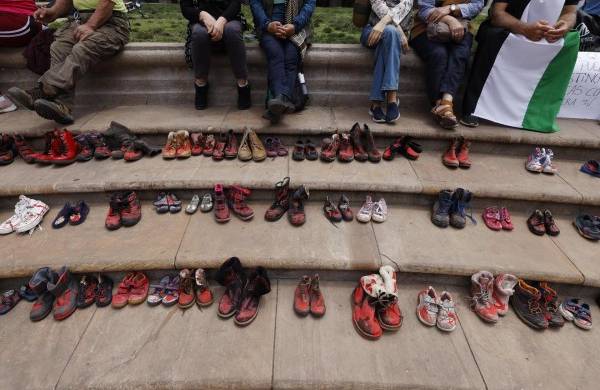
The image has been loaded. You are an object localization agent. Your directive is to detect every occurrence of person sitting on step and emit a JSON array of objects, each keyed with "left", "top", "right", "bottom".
[
  {"left": 6, "top": 0, "right": 130, "bottom": 125},
  {"left": 250, "top": 0, "right": 316, "bottom": 124},
  {"left": 410, "top": 0, "right": 485, "bottom": 130},
  {"left": 180, "top": 0, "right": 251, "bottom": 110},
  {"left": 361, "top": 0, "right": 413, "bottom": 124}
]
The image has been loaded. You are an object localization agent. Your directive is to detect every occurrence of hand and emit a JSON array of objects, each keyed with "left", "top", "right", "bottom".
[
  {"left": 427, "top": 6, "right": 451, "bottom": 23},
  {"left": 545, "top": 20, "right": 569, "bottom": 43},
  {"left": 200, "top": 11, "right": 216, "bottom": 34},
  {"left": 74, "top": 23, "right": 95, "bottom": 41},
  {"left": 34, "top": 7, "right": 56, "bottom": 24},
  {"left": 522, "top": 20, "right": 552, "bottom": 41},
  {"left": 367, "top": 20, "right": 386, "bottom": 47},
  {"left": 268, "top": 21, "right": 282, "bottom": 36},
  {"left": 447, "top": 17, "right": 465, "bottom": 42},
  {"left": 282, "top": 24, "right": 295, "bottom": 38},
  {"left": 397, "top": 27, "right": 410, "bottom": 53},
  {"left": 210, "top": 17, "right": 226, "bottom": 41}
]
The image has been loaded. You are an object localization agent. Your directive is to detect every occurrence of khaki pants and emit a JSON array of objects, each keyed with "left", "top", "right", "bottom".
[{"left": 39, "top": 13, "right": 130, "bottom": 96}]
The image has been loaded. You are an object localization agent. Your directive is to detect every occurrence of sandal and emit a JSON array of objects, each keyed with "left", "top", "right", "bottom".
[
  {"left": 186, "top": 194, "right": 200, "bottom": 214},
  {"left": 69, "top": 200, "right": 90, "bottom": 226},
  {"left": 304, "top": 139, "right": 318, "bottom": 160},
  {"left": 292, "top": 139, "right": 305, "bottom": 161},
  {"left": 147, "top": 275, "right": 170, "bottom": 306},
  {"left": 432, "top": 100, "right": 459, "bottom": 130}
]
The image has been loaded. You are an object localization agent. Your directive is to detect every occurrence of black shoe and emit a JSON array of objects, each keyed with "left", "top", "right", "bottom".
[
  {"left": 262, "top": 109, "right": 281, "bottom": 124},
  {"left": 511, "top": 280, "right": 548, "bottom": 330},
  {"left": 195, "top": 82, "right": 208, "bottom": 110},
  {"left": 460, "top": 114, "right": 479, "bottom": 128},
  {"left": 34, "top": 98, "right": 74, "bottom": 125},
  {"left": 6, "top": 86, "right": 46, "bottom": 110},
  {"left": 237, "top": 83, "right": 251, "bottom": 110},
  {"left": 268, "top": 94, "right": 294, "bottom": 116}
]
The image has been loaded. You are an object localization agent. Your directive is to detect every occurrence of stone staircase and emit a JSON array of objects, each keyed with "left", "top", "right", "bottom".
[{"left": 1, "top": 43, "right": 600, "bottom": 389}]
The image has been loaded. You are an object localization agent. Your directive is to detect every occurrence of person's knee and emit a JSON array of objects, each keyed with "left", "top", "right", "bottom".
[
  {"left": 382, "top": 25, "right": 400, "bottom": 41},
  {"left": 191, "top": 24, "right": 210, "bottom": 41},
  {"left": 223, "top": 22, "right": 241, "bottom": 39},
  {"left": 429, "top": 47, "right": 448, "bottom": 64}
]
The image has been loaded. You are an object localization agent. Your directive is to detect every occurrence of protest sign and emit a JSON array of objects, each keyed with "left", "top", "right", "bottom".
[{"left": 558, "top": 52, "right": 600, "bottom": 120}]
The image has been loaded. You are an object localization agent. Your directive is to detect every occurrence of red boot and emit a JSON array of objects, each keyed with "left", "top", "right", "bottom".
[
  {"left": 194, "top": 268, "right": 213, "bottom": 307},
  {"left": 352, "top": 285, "right": 382, "bottom": 340},
  {"left": 213, "top": 184, "right": 230, "bottom": 223},
  {"left": 309, "top": 274, "right": 326, "bottom": 317},
  {"left": 442, "top": 139, "right": 459, "bottom": 168},
  {"left": 457, "top": 138, "right": 471, "bottom": 168},
  {"left": 234, "top": 267, "right": 271, "bottom": 327},
  {"left": 337, "top": 133, "right": 354, "bottom": 162},
  {"left": 32, "top": 129, "right": 62, "bottom": 164},
  {"left": 293, "top": 275, "right": 311, "bottom": 316},
  {"left": 227, "top": 186, "right": 254, "bottom": 221},
  {"left": 120, "top": 191, "right": 142, "bottom": 227}
]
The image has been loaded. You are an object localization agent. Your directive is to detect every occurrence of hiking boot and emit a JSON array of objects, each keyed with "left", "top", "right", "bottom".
[
  {"left": 0, "top": 134, "right": 15, "bottom": 165},
  {"left": 175, "top": 130, "right": 192, "bottom": 158},
  {"left": 248, "top": 130, "right": 266, "bottom": 162},
  {"left": 194, "top": 268, "right": 213, "bottom": 307},
  {"left": 294, "top": 275, "right": 311, "bottom": 316},
  {"left": 178, "top": 269, "right": 196, "bottom": 309},
  {"left": 543, "top": 209, "right": 560, "bottom": 236},
  {"left": 195, "top": 82, "right": 208, "bottom": 110},
  {"left": 47, "top": 266, "right": 79, "bottom": 321},
  {"left": 431, "top": 189, "right": 453, "bottom": 228},
  {"left": 120, "top": 191, "right": 142, "bottom": 227},
  {"left": 352, "top": 284, "right": 382, "bottom": 340},
  {"left": 288, "top": 185, "right": 309, "bottom": 226},
  {"left": 105, "top": 193, "right": 123, "bottom": 230},
  {"left": 91, "top": 135, "right": 111, "bottom": 160},
  {"left": 450, "top": 188, "right": 472, "bottom": 229},
  {"left": 527, "top": 209, "right": 546, "bottom": 236},
  {"left": 30, "top": 291, "right": 55, "bottom": 321},
  {"left": 470, "top": 271, "right": 498, "bottom": 323},
  {"left": 29, "top": 267, "right": 58, "bottom": 321},
  {"left": 213, "top": 184, "right": 230, "bottom": 223},
  {"left": 13, "top": 135, "right": 36, "bottom": 163},
  {"left": 320, "top": 133, "right": 339, "bottom": 162},
  {"left": 416, "top": 286, "right": 439, "bottom": 326},
  {"left": 338, "top": 133, "right": 354, "bottom": 162},
  {"left": 511, "top": 279, "right": 549, "bottom": 329},
  {"left": 76, "top": 275, "right": 99, "bottom": 309},
  {"left": 237, "top": 83, "right": 251, "bottom": 110},
  {"left": 442, "top": 139, "right": 459, "bottom": 168},
  {"left": 6, "top": 85, "right": 46, "bottom": 110},
  {"left": 34, "top": 94, "right": 74, "bottom": 125},
  {"left": 162, "top": 132, "right": 177, "bottom": 159},
  {"left": 234, "top": 267, "right": 271, "bottom": 327},
  {"left": 224, "top": 129, "right": 238, "bottom": 159},
  {"left": 437, "top": 291, "right": 458, "bottom": 332},
  {"left": 309, "top": 274, "right": 326, "bottom": 318},
  {"left": 350, "top": 123, "right": 367, "bottom": 162},
  {"left": 215, "top": 257, "right": 246, "bottom": 318},
  {"left": 492, "top": 273, "right": 518, "bottom": 316},
  {"left": 536, "top": 282, "right": 564, "bottom": 327},
  {"left": 457, "top": 138, "right": 471, "bottom": 168},
  {"left": 12, "top": 196, "right": 49, "bottom": 234},
  {"left": 203, "top": 134, "right": 215, "bottom": 156},
  {"left": 265, "top": 177, "right": 290, "bottom": 222},
  {"left": 227, "top": 186, "right": 254, "bottom": 221},
  {"left": 52, "top": 129, "right": 79, "bottom": 165},
  {"left": 123, "top": 140, "right": 143, "bottom": 162},
  {"left": 362, "top": 124, "right": 381, "bottom": 162}
]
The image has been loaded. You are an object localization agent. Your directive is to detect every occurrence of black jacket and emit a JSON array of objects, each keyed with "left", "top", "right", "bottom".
[{"left": 180, "top": 0, "right": 241, "bottom": 23}]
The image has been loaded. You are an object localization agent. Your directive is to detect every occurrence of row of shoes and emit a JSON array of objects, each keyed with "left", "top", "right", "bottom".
[
  {"left": 0, "top": 195, "right": 49, "bottom": 235},
  {"left": 383, "top": 136, "right": 422, "bottom": 161},
  {"left": 442, "top": 137, "right": 472, "bottom": 168},
  {"left": 147, "top": 269, "right": 213, "bottom": 309},
  {"left": 352, "top": 266, "right": 403, "bottom": 340},
  {"left": 264, "top": 177, "right": 310, "bottom": 226},
  {"left": 293, "top": 274, "right": 326, "bottom": 318},
  {"left": 431, "top": 188, "right": 473, "bottom": 229},
  {"left": 52, "top": 201, "right": 90, "bottom": 229},
  {"left": 526, "top": 147, "right": 557, "bottom": 174},
  {"left": 320, "top": 123, "right": 381, "bottom": 163},
  {"left": 416, "top": 286, "right": 458, "bottom": 332},
  {"left": 482, "top": 206, "right": 514, "bottom": 231}
]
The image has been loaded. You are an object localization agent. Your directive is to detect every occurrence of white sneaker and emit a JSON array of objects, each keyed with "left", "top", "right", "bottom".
[
  {"left": 13, "top": 195, "right": 49, "bottom": 234},
  {"left": 0, "top": 196, "right": 30, "bottom": 235},
  {"left": 525, "top": 147, "right": 545, "bottom": 173},
  {"left": 371, "top": 198, "right": 388, "bottom": 223},
  {"left": 437, "top": 291, "right": 458, "bottom": 332},
  {"left": 356, "top": 195, "right": 374, "bottom": 223},
  {"left": 0, "top": 95, "right": 17, "bottom": 114},
  {"left": 541, "top": 148, "right": 557, "bottom": 174}
]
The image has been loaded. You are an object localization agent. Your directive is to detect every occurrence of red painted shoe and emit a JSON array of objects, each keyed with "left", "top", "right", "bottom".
[
  {"left": 120, "top": 191, "right": 142, "bottom": 227},
  {"left": 213, "top": 184, "right": 230, "bottom": 223},
  {"left": 234, "top": 267, "right": 271, "bottom": 327},
  {"left": 470, "top": 271, "right": 499, "bottom": 323},
  {"left": 293, "top": 275, "right": 311, "bottom": 316},
  {"left": 362, "top": 124, "right": 382, "bottom": 162},
  {"left": 105, "top": 193, "right": 123, "bottom": 230},
  {"left": 319, "top": 133, "right": 339, "bottom": 162},
  {"left": 482, "top": 207, "right": 502, "bottom": 231},
  {"left": 350, "top": 123, "right": 368, "bottom": 162},
  {"left": 162, "top": 132, "right": 177, "bottom": 159},
  {"left": 112, "top": 272, "right": 135, "bottom": 309},
  {"left": 13, "top": 135, "right": 37, "bottom": 163},
  {"left": 442, "top": 139, "right": 459, "bottom": 168},
  {"left": 227, "top": 185, "right": 254, "bottom": 221},
  {"left": 123, "top": 141, "right": 143, "bottom": 162},
  {"left": 309, "top": 274, "right": 326, "bottom": 318},
  {"left": 212, "top": 134, "right": 226, "bottom": 161},
  {"left": 32, "top": 129, "right": 62, "bottom": 164},
  {"left": 76, "top": 275, "right": 99, "bottom": 309},
  {"left": 457, "top": 138, "right": 471, "bottom": 168},
  {"left": 203, "top": 134, "right": 215, "bottom": 156},
  {"left": 288, "top": 185, "right": 309, "bottom": 226},
  {"left": 194, "top": 268, "right": 213, "bottom": 307},
  {"left": 175, "top": 130, "right": 192, "bottom": 159},
  {"left": 500, "top": 207, "right": 514, "bottom": 231},
  {"left": 337, "top": 133, "right": 354, "bottom": 162},
  {"left": 52, "top": 129, "right": 79, "bottom": 165},
  {"left": 352, "top": 284, "right": 382, "bottom": 340},
  {"left": 128, "top": 272, "right": 149, "bottom": 305},
  {"left": 383, "top": 137, "right": 403, "bottom": 161},
  {"left": 224, "top": 129, "right": 238, "bottom": 159},
  {"left": 47, "top": 266, "right": 79, "bottom": 321},
  {"left": 178, "top": 269, "right": 196, "bottom": 309},
  {"left": 190, "top": 132, "right": 204, "bottom": 156}
]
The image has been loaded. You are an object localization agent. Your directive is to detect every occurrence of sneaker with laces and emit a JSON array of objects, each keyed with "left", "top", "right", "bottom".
[
  {"left": 492, "top": 273, "right": 517, "bottom": 316},
  {"left": 356, "top": 195, "right": 374, "bottom": 223},
  {"left": 525, "top": 147, "right": 545, "bottom": 173},
  {"left": 338, "top": 195, "right": 353, "bottom": 222},
  {"left": 337, "top": 133, "right": 354, "bottom": 163},
  {"left": 431, "top": 189, "right": 453, "bottom": 228},
  {"left": 248, "top": 130, "right": 266, "bottom": 162},
  {"left": 527, "top": 209, "right": 546, "bottom": 235},
  {"left": 194, "top": 268, "right": 213, "bottom": 307},
  {"left": 34, "top": 97, "right": 74, "bottom": 125},
  {"left": 437, "top": 291, "right": 458, "bottom": 332},
  {"left": 470, "top": 271, "right": 498, "bottom": 323},
  {"left": 352, "top": 284, "right": 383, "bottom": 340},
  {"left": 369, "top": 105, "right": 386, "bottom": 123},
  {"left": 323, "top": 197, "right": 342, "bottom": 222},
  {"left": 511, "top": 279, "right": 548, "bottom": 329},
  {"left": 14, "top": 196, "right": 49, "bottom": 234},
  {"left": 543, "top": 209, "right": 560, "bottom": 236},
  {"left": 294, "top": 275, "right": 311, "bottom": 316},
  {"left": 120, "top": 191, "right": 142, "bottom": 227},
  {"left": 371, "top": 198, "right": 387, "bottom": 223},
  {"left": 536, "top": 282, "right": 564, "bottom": 327},
  {"left": 449, "top": 188, "right": 472, "bottom": 229},
  {"left": 416, "top": 286, "right": 439, "bottom": 327},
  {"left": 105, "top": 193, "right": 124, "bottom": 230},
  {"left": 0, "top": 195, "right": 33, "bottom": 235},
  {"left": 541, "top": 148, "right": 557, "bottom": 174},
  {"left": 320, "top": 133, "right": 339, "bottom": 162},
  {"left": 213, "top": 184, "right": 230, "bottom": 223}
]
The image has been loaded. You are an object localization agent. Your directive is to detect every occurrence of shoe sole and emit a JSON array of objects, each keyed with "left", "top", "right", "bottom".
[
  {"left": 215, "top": 217, "right": 231, "bottom": 223},
  {"left": 52, "top": 158, "right": 77, "bottom": 166},
  {"left": 0, "top": 104, "right": 17, "bottom": 113},
  {"left": 443, "top": 160, "right": 460, "bottom": 168},
  {"left": 511, "top": 302, "right": 547, "bottom": 330},
  {"left": 111, "top": 301, "right": 128, "bottom": 309},
  {"left": 234, "top": 305, "right": 260, "bottom": 327},
  {"left": 178, "top": 300, "right": 196, "bottom": 309},
  {"left": 196, "top": 299, "right": 213, "bottom": 308},
  {"left": 128, "top": 296, "right": 147, "bottom": 305},
  {"left": 33, "top": 100, "right": 73, "bottom": 125},
  {"left": 217, "top": 309, "right": 237, "bottom": 319}
]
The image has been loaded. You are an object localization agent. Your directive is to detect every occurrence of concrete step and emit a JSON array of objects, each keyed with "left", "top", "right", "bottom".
[
  {"left": 0, "top": 194, "right": 598, "bottom": 287},
  {"left": 2, "top": 104, "right": 599, "bottom": 151},
  {"left": 0, "top": 276, "right": 598, "bottom": 389}
]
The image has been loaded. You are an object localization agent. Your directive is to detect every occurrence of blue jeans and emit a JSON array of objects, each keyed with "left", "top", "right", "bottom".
[
  {"left": 260, "top": 33, "right": 299, "bottom": 99},
  {"left": 361, "top": 24, "right": 402, "bottom": 102}
]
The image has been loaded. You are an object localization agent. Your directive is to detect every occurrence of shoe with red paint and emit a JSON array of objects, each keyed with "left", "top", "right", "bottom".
[
  {"left": 120, "top": 191, "right": 142, "bottom": 227},
  {"left": 52, "top": 129, "right": 79, "bottom": 165},
  {"left": 416, "top": 286, "right": 439, "bottom": 327},
  {"left": 350, "top": 123, "right": 368, "bottom": 162},
  {"left": 492, "top": 273, "right": 517, "bottom": 316},
  {"left": 32, "top": 130, "right": 62, "bottom": 164},
  {"left": 482, "top": 207, "right": 502, "bottom": 231},
  {"left": 234, "top": 267, "right": 271, "bottom": 327},
  {"left": 319, "top": 133, "right": 339, "bottom": 162},
  {"left": 190, "top": 132, "right": 204, "bottom": 156},
  {"left": 194, "top": 268, "right": 213, "bottom": 307},
  {"left": 500, "top": 207, "right": 514, "bottom": 231},
  {"left": 437, "top": 291, "right": 458, "bottom": 332},
  {"left": 76, "top": 275, "right": 99, "bottom": 309},
  {"left": 309, "top": 274, "right": 326, "bottom": 317},
  {"left": 47, "top": 266, "right": 79, "bottom": 321},
  {"left": 470, "top": 271, "right": 499, "bottom": 323},
  {"left": 105, "top": 193, "right": 123, "bottom": 230},
  {"left": 128, "top": 272, "right": 149, "bottom": 305},
  {"left": 457, "top": 138, "right": 471, "bottom": 168},
  {"left": 178, "top": 269, "right": 196, "bottom": 309},
  {"left": 377, "top": 266, "right": 401, "bottom": 330},
  {"left": 442, "top": 139, "right": 459, "bottom": 168},
  {"left": 294, "top": 275, "right": 311, "bottom": 316},
  {"left": 227, "top": 186, "right": 254, "bottom": 221},
  {"left": 352, "top": 284, "right": 382, "bottom": 340},
  {"left": 213, "top": 184, "right": 230, "bottom": 223},
  {"left": 337, "top": 133, "right": 354, "bottom": 162},
  {"left": 224, "top": 129, "right": 238, "bottom": 159},
  {"left": 112, "top": 272, "right": 135, "bottom": 308}
]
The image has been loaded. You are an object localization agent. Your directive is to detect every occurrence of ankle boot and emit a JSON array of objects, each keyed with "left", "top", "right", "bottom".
[
  {"left": 294, "top": 275, "right": 311, "bottom": 317},
  {"left": 309, "top": 274, "right": 326, "bottom": 317},
  {"left": 215, "top": 257, "right": 246, "bottom": 318},
  {"left": 47, "top": 266, "right": 79, "bottom": 321},
  {"left": 52, "top": 129, "right": 79, "bottom": 165},
  {"left": 227, "top": 186, "right": 254, "bottom": 221},
  {"left": 442, "top": 139, "right": 459, "bottom": 168},
  {"left": 350, "top": 123, "right": 367, "bottom": 162},
  {"left": 362, "top": 124, "right": 381, "bottom": 162},
  {"left": 288, "top": 185, "right": 309, "bottom": 226},
  {"left": 234, "top": 267, "right": 271, "bottom": 326},
  {"left": 120, "top": 191, "right": 142, "bottom": 227},
  {"left": 470, "top": 270, "right": 498, "bottom": 323},
  {"left": 376, "top": 266, "right": 402, "bottom": 330},
  {"left": 456, "top": 138, "right": 471, "bottom": 168},
  {"left": 511, "top": 279, "right": 548, "bottom": 329},
  {"left": 265, "top": 177, "right": 290, "bottom": 222},
  {"left": 492, "top": 273, "right": 517, "bottom": 316},
  {"left": 213, "top": 184, "right": 230, "bottom": 223}
]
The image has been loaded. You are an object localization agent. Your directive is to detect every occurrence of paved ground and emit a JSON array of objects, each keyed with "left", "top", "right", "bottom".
[{"left": 0, "top": 279, "right": 598, "bottom": 390}]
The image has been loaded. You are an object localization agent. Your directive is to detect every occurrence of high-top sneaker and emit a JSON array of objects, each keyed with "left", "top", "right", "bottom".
[
  {"left": 265, "top": 177, "right": 290, "bottom": 222},
  {"left": 319, "top": 133, "right": 340, "bottom": 162},
  {"left": 29, "top": 267, "right": 58, "bottom": 322},
  {"left": 162, "top": 132, "right": 177, "bottom": 159},
  {"left": 457, "top": 138, "right": 471, "bottom": 168},
  {"left": 288, "top": 185, "right": 309, "bottom": 226},
  {"left": 431, "top": 189, "right": 453, "bottom": 228},
  {"left": 450, "top": 188, "right": 472, "bottom": 229},
  {"left": 294, "top": 275, "right": 311, "bottom": 317},
  {"left": 352, "top": 284, "right": 382, "bottom": 340},
  {"left": 442, "top": 139, "right": 459, "bottom": 168},
  {"left": 470, "top": 271, "right": 499, "bottom": 323},
  {"left": 492, "top": 273, "right": 518, "bottom": 316},
  {"left": 362, "top": 124, "right": 381, "bottom": 162},
  {"left": 105, "top": 192, "right": 124, "bottom": 230},
  {"left": 536, "top": 282, "right": 565, "bottom": 327},
  {"left": 14, "top": 196, "right": 49, "bottom": 234},
  {"left": 338, "top": 133, "right": 354, "bottom": 162},
  {"left": 350, "top": 123, "right": 368, "bottom": 162},
  {"left": 76, "top": 275, "right": 99, "bottom": 309},
  {"left": 33, "top": 129, "right": 62, "bottom": 164},
  {"left": 215, "top": 257, "right": 246, "bottom": 318},
  {"left": 47, "top": 266, "right": 79, "bottom": 321},
  {"left": 194, "top": 268, "right": 213, "bottom": 307},
  {"left": 234, "top": 267, "right": 271, "bottom": 327},
  {"left": 120, "top": 191, "right": 142, "bottom": 227},
  {"left": 511, "top": 279, "right": 548, "bottom": 329},
  {"left": 309, "top": 274, "right": 326, "bottom": 318},
  {"left": 377, "top": 265, "right": 402, "bottom": 330},
  {"left": 213, "top": 184, "right": 230, "bottom": 223},
  {"left": 227, "top": 186, "right": 254, "bottom": 221},
  {"left": 52, "top": 129, "right": 79, "bottom": 165}
]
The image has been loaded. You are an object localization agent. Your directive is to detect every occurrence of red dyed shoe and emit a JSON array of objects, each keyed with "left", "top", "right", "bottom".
[
  {"left": 352, "top": 285, "right": 382, "bottom": 340},
  {"left": 265, "top": 177, "right": 290, "bottom": 222},
  {"left": 52, "top": 129, "right": 79, "bottom": 165},
  {"left": 32, "top": 130, "right": 62, "bottom": 164},
  {"left": 227, "top": 186, "right": 254, "bottom": 221},
  {"left": 76, "top": 275, "right": 99, "bottom": 309},
  {"left": 224, "top": 129, "right": 238, "bottom": 159},
  {"left": 319, "top": 133, "right": 339, "bottom": 162},
  {"left": 234, "top": 267, "right": 271, "bottom": 327},
  {"left": 112, "top": 272, "right": 135, "bottom": 308},
  {"left": 120, "top": 191, "right": 142, "bottom": 227},
  {"left": 123, "top": 141, "right": 143, "bottom": 162},
  {"left": 337, "top": 133, "right": 354, "bottom": 162},
  {"left": 492, "top": 273, "right": 517, "bottom": 316},
  {"left": 350, "top": 123, "right": 368, "bottom": 162},
  {"left": 47, "top": 266, "right": 79, "bottom": 321},
  {"left": 293, "top": 275, "right": 311, "bottom": 316},
  {"left": 377, "top": 266, "right": 402, "bottom": 330},
  {"left": 457, "top": 138, "right": 471, "bottom": 168},
  {"left": 178, "top": 269, "right": 196, "bottom": 309},
  {"left": 309, "top": 274, "right": 326, "bottom": 317},
  {"left": 105, "top": 193, "right": 123, "bottom": 230},
  {"left": 194, "top": 268, "right": 213, "bottom": 307},
  {"left": 500, "top": 207, "right": 514, "bottom": 231},
  {"left": 212, "top": 134, "right": 226, "bottom": 161},
  {"left": 162, "top": 132, "right": 177, "bottom": 159},
  {"left": 128, "top": 272, "right": 149, "bottom": 305},
  {"left": 190, "top": 132, "right": 204, "bottom": 156},
  {"left": 175, "top": 130, "right": 192, "bottom": 158},
  {"left": 442, "top": 139, "right": 459, "bottom": 168},
  {"left": 470, "top": 271, "right": 499, "bottom": 323},
  {"left": 383, "top": 137, "right": 403, "bottom": 161},
  {"left": 213, "top": 184, "right": 231, "bottom": 223},
  {"left": 482, "top": 207, "right": 502, "bottom": 231},
  {"left": 288, "top": 185, "right": 309, "bottom": 226},
  {"left": 13, "top": 135, "right": 37, "bottom": 163},
  {"left": 203, "top": 134, "right": 215, "bottom": 156}
]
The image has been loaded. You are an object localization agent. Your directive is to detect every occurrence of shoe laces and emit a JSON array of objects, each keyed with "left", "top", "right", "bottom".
[
  {"left": 360, "top": 196, "right": 374, "bottom": 213},
  {"left": 472, "top": 286, "right": 493, "bottom": 307},
  {"left": 528, "top": 299, "right": 543, "bottom": 314},
  {"left": 373, "top": 199, "right": 387, "bottom": 216}
]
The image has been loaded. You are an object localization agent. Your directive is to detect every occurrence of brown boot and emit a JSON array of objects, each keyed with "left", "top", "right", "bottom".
[{"left": 265, "top": 177, "right": 290, "bottom": 222}]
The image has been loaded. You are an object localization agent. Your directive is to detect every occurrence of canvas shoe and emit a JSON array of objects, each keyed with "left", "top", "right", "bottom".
[
  {"left": 294, "top": 275, "right": 311, "bottom": 316},
  {"left": 574, "top": 303, "right": 593, "bottom": 330},
  {"left": 511, "top": 279, "right": 548, "bottom": 329},
  {"left": 14, "top": 196, "right": 49, "bottom": 234},
  {"left": 237, "top": 128, "right": 252, "bottom": 161},
  {"left": 437, "top": 291, "right": 458, "bottom": 332},
  {"left": 309, "top": 274, "right": 326, "bottom": 318},
  {"left": 541, "top": 148, "right": 557, "bottom": 174},
  {"left": 416, "top": 286, "right": 439, "bottom": 327},
  {"left": 470, "top": 271, "right": 498, "bottom": 323},
  {"left": 492, "top": 273, "right": 517, "bottom": 316},
  {"left": 525, "top": 147, "right": 545, "bottom": 173},
  {"left": 356, "top": 195, "right": 374, "bottom": 223},
  {"left": 371, "top": 198, "right": 388, "bottom": 223},
  {"left": 248, "top": 130, "right": 267, "bottom": 162}
]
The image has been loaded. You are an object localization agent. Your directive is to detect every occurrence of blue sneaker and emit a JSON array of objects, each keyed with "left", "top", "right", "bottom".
[
  {"left": 385, "top": 101, "right": 400, "bottom": 123},
  {"left": 369, "top": 105, "right": 386, "bottom": 123}
]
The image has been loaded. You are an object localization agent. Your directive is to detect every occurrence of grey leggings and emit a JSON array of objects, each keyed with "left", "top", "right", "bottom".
[{"left": 190, "top": 20, "right": 248, "bottom": 80}]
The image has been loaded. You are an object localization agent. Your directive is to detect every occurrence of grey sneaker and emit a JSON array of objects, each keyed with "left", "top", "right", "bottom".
[
  {"left": 186, "top": 194, "right": 200, "bottom": 214},
  {"left": 431, "top": 190, "right": 453, "bottom": 228},
  {"left": 200, "top": 193, "right": 213, "bottom": 212},
  {"left": 6, "top": 86, "right": 46, "bottom": 110}
]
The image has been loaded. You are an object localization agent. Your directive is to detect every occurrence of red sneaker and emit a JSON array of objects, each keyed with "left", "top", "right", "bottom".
[
  {"left": 123, "top": 141, "right": 143, "bottom": 162},
  {"left": 105, "top": 193, "right": 123, "bottom": 230},
  {"left": 457, "top": 138, "right": 471, "bottom": 168},
  {"left": 319, "top": 133, "right": 339, "bottom": 162},
  {"left": 52, "top": 129, "right": 79, "bottom": 165},
  {"left": 337, "top": 133, "right": 354, "bottom": 162},
  {"left": 383, "top": 137, "right": 403, "bottom": 161},
  {"left": 500, "top": 207, "right": 514, "bottom": 231},
  {"left": 194, "top": 268, "right": 213, "bottom": 307},
  {"left": 48, "top": 267, "right": 78, "bottom": 321},
  {"left": 442, "top": 139, "right": 459, "bottom": 168},
  {"left": 203, "top": 135, "right": 215, "bottom": 156},
  {"left": 227, "top": 185, "right": 254, "bottom": 221},
  {"left": 128, "top": 272, "right": 149, "bottom": 305},
  {"left": 178, "top": 269, "right": 196, "bottom": 309},
  {"left": 293, "top": 275, "right": 311, "bottom": 316},
  {"left": 120, "top": 191, "right": 142, "bottom": 227},
  {"left": 309, "top": 274, "right": 326, "bottom": 317},
  {"left": 213, "top": 184, "right": 230, "bottom": 223},
  {"left": 352, "top": 285, "right": 382, "bottom": 340},
  {"left": 13, "top": 135, "right": 36, "bottom": 163},
  {"left": 234, "top": 267, "right": 271, "bottom": 327},
  {"left": 112, "top": 272, "right": 135, "bottom": 308},
  {"left": 175, "top": 130, "right": 192, "bottom": 159},
  {"left": 482, "top": 207, "right": 502, "bottom": 231}
]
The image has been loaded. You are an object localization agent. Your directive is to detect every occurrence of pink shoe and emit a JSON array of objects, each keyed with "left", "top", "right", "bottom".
[
  {"left": 492, "top": 273, "right": 518, "bottom": 316},
  {"left": 416, "top": 286, "right": 439, "bottom": 327},
  {"left": 500, "top": 207, "right": 514, "bottom": 231},
  {"left": 470, "top": 271, "right": 499, "bottom": 323}
]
